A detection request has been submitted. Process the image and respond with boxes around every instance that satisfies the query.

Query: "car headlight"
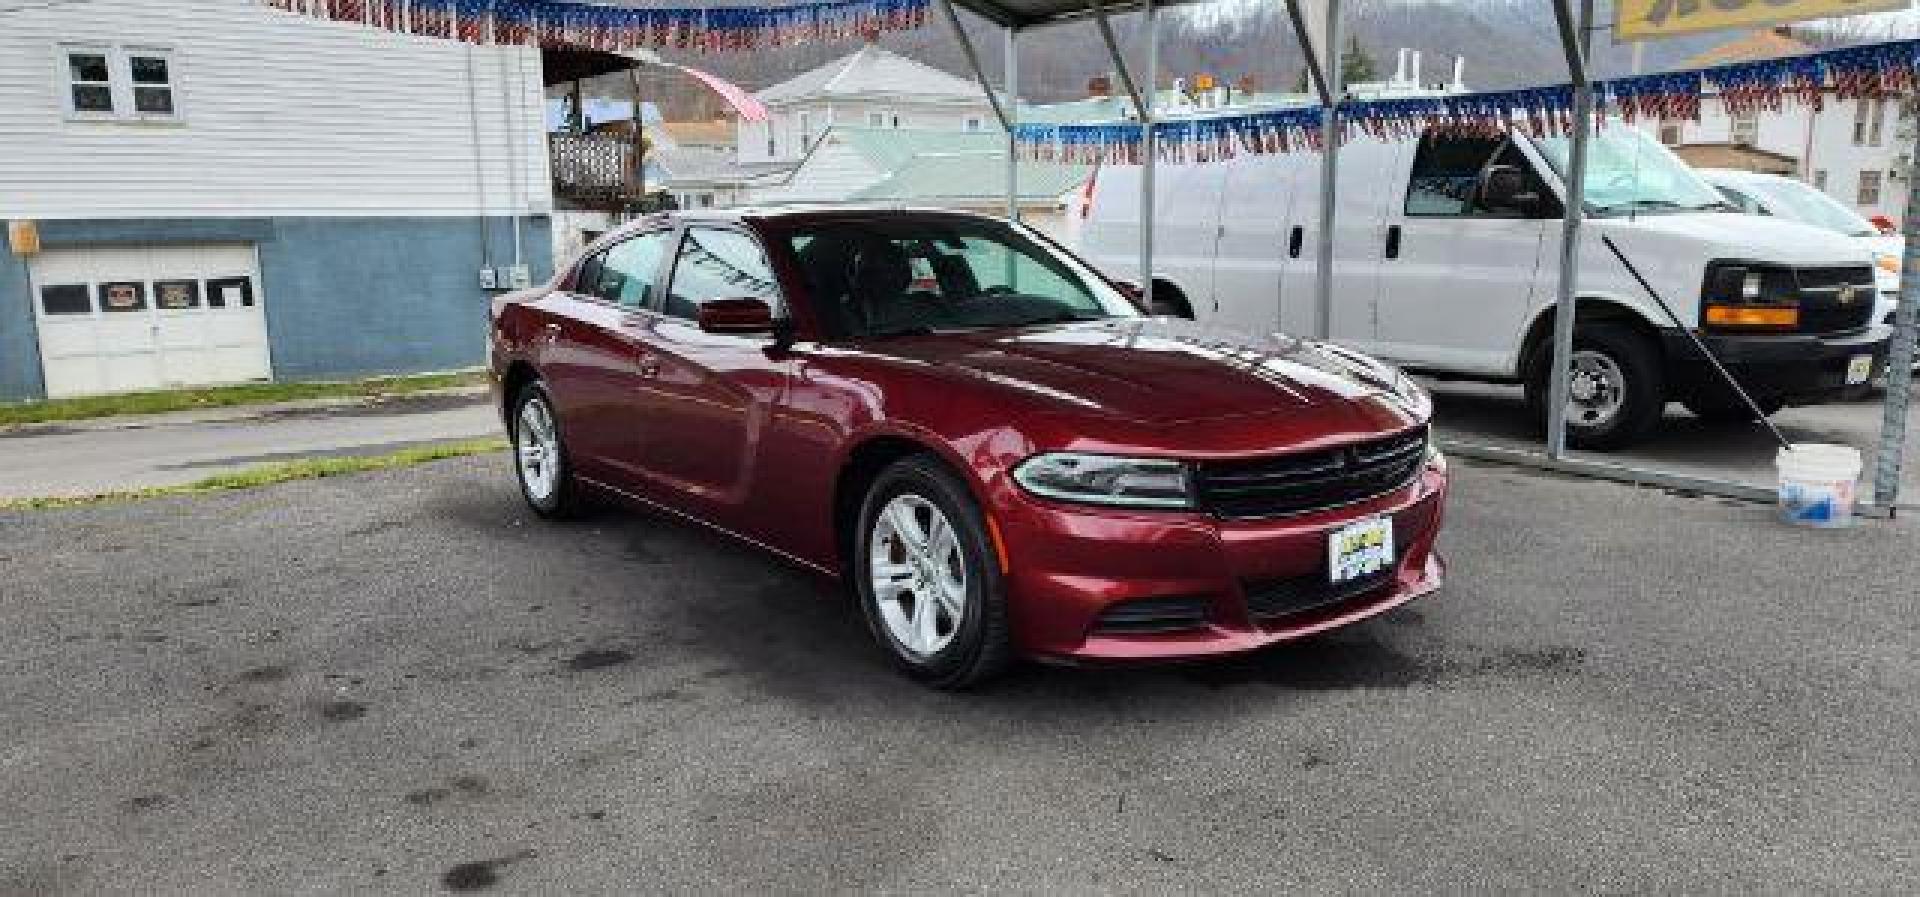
[1012,453,1192,509]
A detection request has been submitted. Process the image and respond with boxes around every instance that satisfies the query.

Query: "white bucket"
[1775,443,1862,528]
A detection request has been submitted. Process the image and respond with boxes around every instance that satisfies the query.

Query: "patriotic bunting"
[1015,37,1920,165]
[263,0,930,52]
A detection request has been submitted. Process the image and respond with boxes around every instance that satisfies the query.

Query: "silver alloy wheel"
[516,395,560,502]
[869,493,967,658]
[1564,349,1627,428]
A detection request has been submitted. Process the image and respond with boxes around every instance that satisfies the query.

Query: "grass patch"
[0,370,488,427]
[2,438,508,510]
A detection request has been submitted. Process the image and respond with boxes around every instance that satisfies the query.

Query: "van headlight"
[1012,453,1192,509]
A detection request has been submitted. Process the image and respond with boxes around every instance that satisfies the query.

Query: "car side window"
[1405,134,1550,217]
[663,228,780,321]
[588,231,672,308]
[573,251,605,296]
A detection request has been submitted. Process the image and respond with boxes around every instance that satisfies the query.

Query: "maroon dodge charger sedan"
[490,207,1447,688]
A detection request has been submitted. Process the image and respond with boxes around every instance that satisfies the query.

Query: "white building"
[1655,30,1913,225]
[736,43,998,168]
[0,0,550,401]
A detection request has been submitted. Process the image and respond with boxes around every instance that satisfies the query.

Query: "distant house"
[737,43,1000,168]
[0,0,551,402]
[1653,29,1913,224]
[750,127,1089,238]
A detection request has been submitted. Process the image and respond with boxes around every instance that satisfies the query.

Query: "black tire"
[1524,322,1666,451]
[509,380,587,519]
[852,456,1012,690]
[1683,394,1785,423]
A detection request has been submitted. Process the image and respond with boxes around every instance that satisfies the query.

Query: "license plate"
[1328,517,1394,584]
[1846,354,1875,385]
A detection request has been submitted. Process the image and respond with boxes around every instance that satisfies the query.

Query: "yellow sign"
[7,220,39,256]
[1617,0,1908,41]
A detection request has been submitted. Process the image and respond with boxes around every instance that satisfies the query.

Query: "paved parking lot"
[3,454,1916,893]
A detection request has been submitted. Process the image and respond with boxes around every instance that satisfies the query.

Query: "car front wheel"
[1526,323,1665,450]
[511,380,585,518]
[854,457,1011,689]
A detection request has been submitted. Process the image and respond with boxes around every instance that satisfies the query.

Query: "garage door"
[29,244,273,398]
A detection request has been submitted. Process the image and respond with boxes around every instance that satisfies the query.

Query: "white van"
[1079,125,1893,448]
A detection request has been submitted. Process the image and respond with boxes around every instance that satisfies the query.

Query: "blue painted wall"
[0,248,46,402]
[0,215,553,401]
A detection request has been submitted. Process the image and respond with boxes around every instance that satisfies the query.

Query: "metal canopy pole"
[1313,0,1342,340]
[1545,0,1593,459]
[1006,26,1020,221]
[1140,0,1157,310]
[935,0,1012,133]
[1874,133,1920,508]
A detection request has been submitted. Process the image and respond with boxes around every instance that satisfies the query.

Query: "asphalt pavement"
[3,454,1915,893]
[0,391,500,500]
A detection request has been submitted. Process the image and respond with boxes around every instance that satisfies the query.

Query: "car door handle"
[1385,225,1402,260]
[1288,225,1304,259]
[541,322,563,343]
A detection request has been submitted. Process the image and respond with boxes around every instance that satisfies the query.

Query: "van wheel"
[1147,283,1194,319]
[1525,323,1665,450]
[1684,395,1785,423]
[853,456,1012,690]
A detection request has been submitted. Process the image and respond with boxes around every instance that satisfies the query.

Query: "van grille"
[1191,426,1428,519]
[1794,266,1876,334]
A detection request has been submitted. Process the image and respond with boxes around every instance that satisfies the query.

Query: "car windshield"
[1532,127,1730,215]
[1745,177,1878,237]
[786,217,1138,339]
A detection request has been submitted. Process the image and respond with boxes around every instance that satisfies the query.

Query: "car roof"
[596,205,1014,247]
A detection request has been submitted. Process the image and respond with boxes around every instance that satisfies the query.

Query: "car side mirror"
[697,297,777,334]
[1479,164,1541,215]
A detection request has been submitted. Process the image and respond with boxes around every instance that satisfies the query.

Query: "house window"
[867,111,886,127]
[1813,169,1829,191]
[59,45,179,121]
[128,52,175,115]
[965,116,984,132]
[890,112,902,128]
[1859,170,1883,206]
[1869,98,1888,146]
[765,122,776,158]
[65,49,113,114]
[1854,100,1872,145]
[1730,111,1758,147]
[1657,122,1681,145]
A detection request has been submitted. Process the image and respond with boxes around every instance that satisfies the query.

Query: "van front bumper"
[989,453,1448,664]
[1661,325,1891,405]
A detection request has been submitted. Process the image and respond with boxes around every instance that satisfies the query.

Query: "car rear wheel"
[1525,323,1665,450]
[855,457,1011,689]
[511,381,585,519]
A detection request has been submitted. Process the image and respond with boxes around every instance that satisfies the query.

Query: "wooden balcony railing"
[550,133,644,208]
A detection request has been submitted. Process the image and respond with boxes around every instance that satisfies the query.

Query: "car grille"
[1092,597,1211,634]
[1191,426,1428,519]
[1794,266,1876,334]
[1243,569,1395,621]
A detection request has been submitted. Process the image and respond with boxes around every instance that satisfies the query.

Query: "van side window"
[1405,134,1548,217]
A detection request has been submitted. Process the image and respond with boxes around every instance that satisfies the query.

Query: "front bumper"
[1660,325,1891,405]
[990,454,1448,663]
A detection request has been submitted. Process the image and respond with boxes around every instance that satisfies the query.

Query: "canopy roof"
[949,0,1212,30]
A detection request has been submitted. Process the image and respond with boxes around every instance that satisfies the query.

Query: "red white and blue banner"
[1015,38,1920,164]
[263,0,930,52]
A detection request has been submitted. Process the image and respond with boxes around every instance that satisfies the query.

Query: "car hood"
[1593,211,1872,266]
[841,318,1415,425]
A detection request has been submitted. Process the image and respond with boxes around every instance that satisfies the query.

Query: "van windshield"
[1532,127,1731,216]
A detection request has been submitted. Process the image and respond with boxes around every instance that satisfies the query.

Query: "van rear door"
[1210,153,1296,333]
[1373,132,1549,374]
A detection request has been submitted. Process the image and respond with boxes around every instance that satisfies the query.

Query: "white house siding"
[739,100,993,166]
[748,141,887,204]
[1658,94,1912,224]
[0,0,556,400]
[0,0,548,220]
